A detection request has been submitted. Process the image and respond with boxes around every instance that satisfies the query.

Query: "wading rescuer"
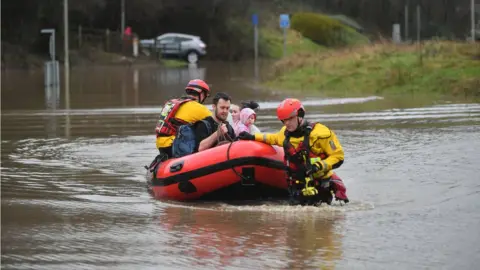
[155,79,212,158]
[238,98,349,205]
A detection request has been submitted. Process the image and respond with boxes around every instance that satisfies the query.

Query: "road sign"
[253,14,259,80]
[279,14,290,29]
[252,14,258,26]
[41,28,55,34]
[40,28,56,61]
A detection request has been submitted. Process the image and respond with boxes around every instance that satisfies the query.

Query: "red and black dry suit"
[155,96,212,157]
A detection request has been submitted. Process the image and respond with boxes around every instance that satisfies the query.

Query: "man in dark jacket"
[195,92,236,152]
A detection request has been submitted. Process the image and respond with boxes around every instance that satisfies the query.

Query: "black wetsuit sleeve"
[194,121,210,152]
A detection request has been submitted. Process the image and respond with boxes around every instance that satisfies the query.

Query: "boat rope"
[226,140,252,182]
[219,128,252,182]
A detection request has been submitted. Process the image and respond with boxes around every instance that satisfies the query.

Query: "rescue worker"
[155,79,212,159]
[238,98,349,205]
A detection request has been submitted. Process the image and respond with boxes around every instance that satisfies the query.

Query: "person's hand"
[238,131,255,140]
[306,162,323,176]
[219,123,228,134]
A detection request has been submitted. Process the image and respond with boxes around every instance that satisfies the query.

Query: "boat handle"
[170,160,184,173]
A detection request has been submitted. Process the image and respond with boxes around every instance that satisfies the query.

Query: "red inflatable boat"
[147,141,290,201]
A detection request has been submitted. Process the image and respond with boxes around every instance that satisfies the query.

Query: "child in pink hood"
[235,108,257,136]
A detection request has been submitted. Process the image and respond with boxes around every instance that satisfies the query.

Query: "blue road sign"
[252,14,258,26]
[279,14,290,29]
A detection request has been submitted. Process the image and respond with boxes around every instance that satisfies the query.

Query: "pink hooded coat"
[234,108,256,136]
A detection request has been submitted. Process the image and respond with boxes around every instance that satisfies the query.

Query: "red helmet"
[185,79,210,97]
[276,98,305,121]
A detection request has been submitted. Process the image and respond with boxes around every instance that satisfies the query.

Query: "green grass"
[260,28,326,59]
[263,41,480,98]
[161,59,188,68]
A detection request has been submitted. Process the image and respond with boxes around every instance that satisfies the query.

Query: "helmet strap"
[199,92,206,104]
[186,89,202,103]
[294,117,305,132]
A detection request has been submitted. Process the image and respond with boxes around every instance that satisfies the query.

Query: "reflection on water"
[157,206,344,269]
[1,62,259,111]
[146,64,206,99]
[3,63,211,139]
[44,84,61,138]
[151,63,206,86]
[44,85,60,110]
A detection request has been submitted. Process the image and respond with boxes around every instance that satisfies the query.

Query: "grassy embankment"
[264,39,480,98]
[259,28,325,58]
[161,59,191,68]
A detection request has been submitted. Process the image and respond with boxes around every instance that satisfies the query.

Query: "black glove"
[238,131,255,141]
[305,163,321,176]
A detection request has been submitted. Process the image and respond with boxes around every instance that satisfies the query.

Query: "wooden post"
[471,0,476,42]
[105,29,110,52]
[417,5,423,66]
[153,38,157,60]
[78,25,82,48]
[121,0,125,38]
[133,36,138,58]
[404,2,409,42]
[64,0,70,113]
[416,5,421,43]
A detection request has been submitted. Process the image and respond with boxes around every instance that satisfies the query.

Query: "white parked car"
[140,33,207,63]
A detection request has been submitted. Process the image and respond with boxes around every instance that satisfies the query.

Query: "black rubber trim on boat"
[151,157,287,186]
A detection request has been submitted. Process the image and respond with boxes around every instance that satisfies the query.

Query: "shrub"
[291,12,368,47]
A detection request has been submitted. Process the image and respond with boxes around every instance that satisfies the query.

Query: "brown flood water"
[1,62,480,270]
